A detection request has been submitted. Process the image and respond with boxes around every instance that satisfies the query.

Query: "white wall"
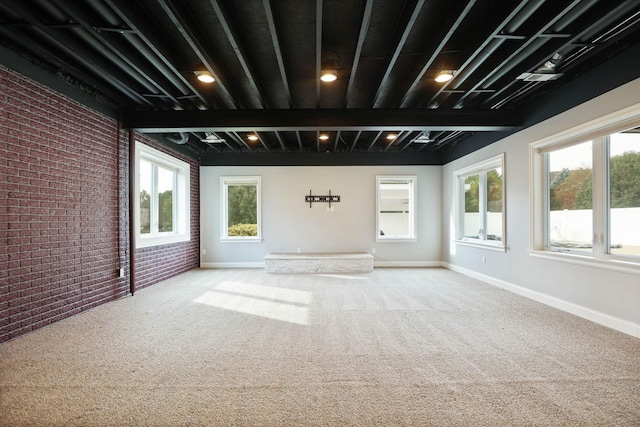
[442,77,640,336]
[201,165,441,267]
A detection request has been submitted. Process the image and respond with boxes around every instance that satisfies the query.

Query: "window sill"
[220,238,263,243]
[376,237,418,243]
[454,239,506,252]
[529,250,640,276]
[137,233,190,248]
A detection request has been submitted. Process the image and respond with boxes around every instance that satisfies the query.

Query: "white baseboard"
[203,261,440,269]
[200,262,264,269]
[443,262,640,339]
[374,261,441,268]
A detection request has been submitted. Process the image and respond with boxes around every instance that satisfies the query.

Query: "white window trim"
[220,176,262,243]
[453,153,506,250]
[134,142,190,248]
[376,175,417,242]
[529,103,640,275]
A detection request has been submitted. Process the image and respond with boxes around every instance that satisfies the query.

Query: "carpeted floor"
[1,268,639,426]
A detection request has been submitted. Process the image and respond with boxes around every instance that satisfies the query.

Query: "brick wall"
[0,66,200,343]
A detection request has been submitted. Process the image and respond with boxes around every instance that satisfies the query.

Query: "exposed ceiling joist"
[399,0,478,108]
[207,0,266,107]
[2,0,638,161]
[344,0,373,108]
[154,0,238,108]
[262,0,293,107]
[371,0,425,108]
[102,0,208,106]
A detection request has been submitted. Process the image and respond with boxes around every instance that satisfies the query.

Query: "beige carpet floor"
[1,268,639,426]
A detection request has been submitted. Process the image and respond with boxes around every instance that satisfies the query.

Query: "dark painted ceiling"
[1,0,640,164]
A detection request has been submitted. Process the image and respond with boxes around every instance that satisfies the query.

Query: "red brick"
[1,66,199,343]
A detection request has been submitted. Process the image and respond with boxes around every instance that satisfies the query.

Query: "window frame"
[529,105,640,274]
[454,153,506,251]
[375,175,417,242]
[134,142,190,248]
[220,176,262,242]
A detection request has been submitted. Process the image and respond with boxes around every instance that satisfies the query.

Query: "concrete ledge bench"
[264,252,374,274]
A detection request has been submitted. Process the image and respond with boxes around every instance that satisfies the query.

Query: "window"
[531,112,640,270]
[135,143,190,248]
[547,141,593,251]
[454,154,505,249]
[538,129,640,258]
[221,176,262,241]
[376,176,416,241]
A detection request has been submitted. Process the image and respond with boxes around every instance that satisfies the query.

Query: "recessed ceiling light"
[320,71,337,82]
[247,134,259,141]
[435,70,454,83]
[320,60,338,82]
[386,134,398,140]
[319,134,330,141]
[194,71,215,83]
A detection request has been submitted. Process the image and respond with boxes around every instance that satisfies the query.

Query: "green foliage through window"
[158,190,173,232]
[227,185,257,225]
[140,189,150,234]
[550,151,640,211]
[610,151,640,208]
[549,168,592,210]
[464,175,479,213]
[228,223,258,236]
[222,178,260,239]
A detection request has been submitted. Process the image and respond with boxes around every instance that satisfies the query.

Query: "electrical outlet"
[297,248,301,253]
[482,256,486,264]
[372,248,376,254]
[118,268,124,277]
[202,248,207,255]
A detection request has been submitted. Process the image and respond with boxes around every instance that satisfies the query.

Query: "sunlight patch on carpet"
[215,281,312,304]
[194,281,311,325]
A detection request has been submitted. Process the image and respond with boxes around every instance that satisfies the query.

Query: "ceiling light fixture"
[194,71,215,83]
[411,131,434,143]
[516,72,563,82]
[247,134,259,141]
[200,132,225,143]
[435,70,455,83]
[318,134,330,141]
[320,60,338,82]
[386,134,398,140]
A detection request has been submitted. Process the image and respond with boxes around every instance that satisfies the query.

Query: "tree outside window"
[157,166,174,232]
[547,141,593,249]
[221,177,261,241]
[227,184,257,237]
[609,132,640,256]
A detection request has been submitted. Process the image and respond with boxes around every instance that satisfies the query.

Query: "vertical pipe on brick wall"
[128,130,136,295]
